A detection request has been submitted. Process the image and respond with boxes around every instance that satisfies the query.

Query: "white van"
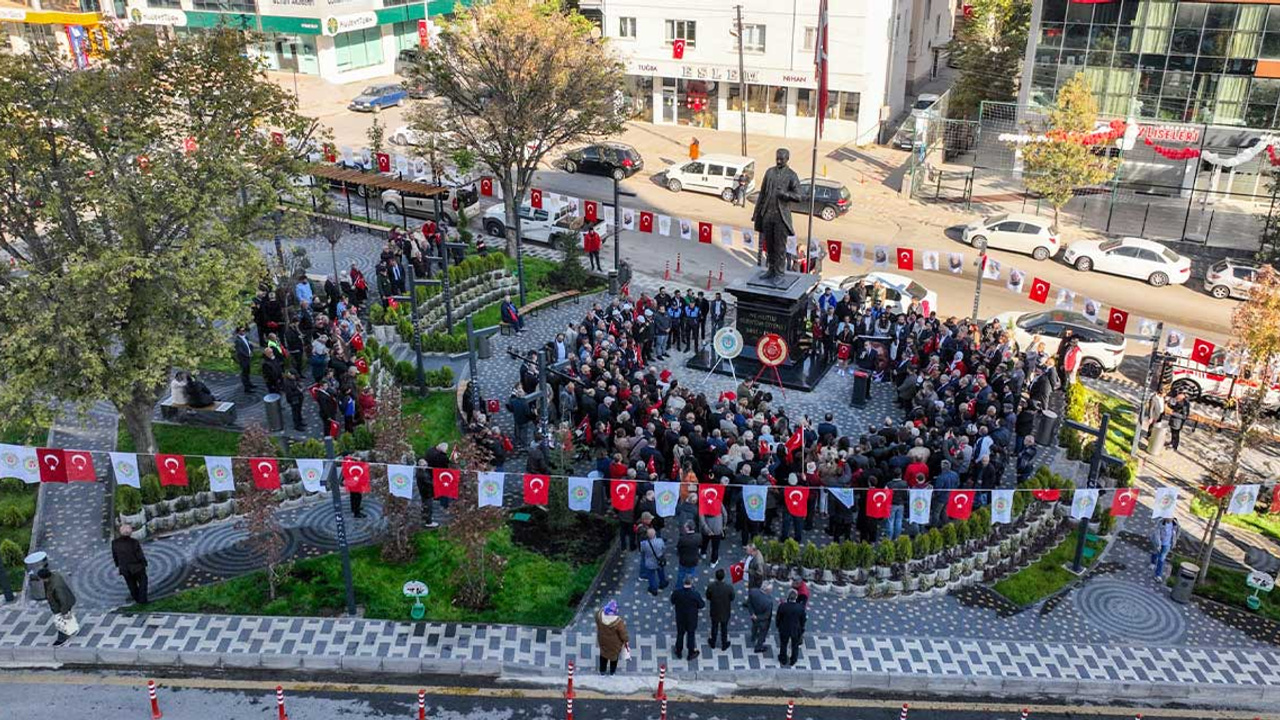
[663,154,756,202]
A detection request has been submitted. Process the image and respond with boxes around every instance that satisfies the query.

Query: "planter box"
[832,582,850,597]
[850,583,869,598]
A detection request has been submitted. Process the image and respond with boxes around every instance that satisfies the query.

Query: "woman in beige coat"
[594,600,629,675]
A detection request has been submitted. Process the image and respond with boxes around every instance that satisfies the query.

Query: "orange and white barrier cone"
[147,680,163,720]
[418,689,426,720]
[276,685,288,720]
[565,660,576,699]
[654,663,667,700]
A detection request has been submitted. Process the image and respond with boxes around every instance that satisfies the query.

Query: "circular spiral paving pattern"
[70,540,191,609]
[295,495,386,550]
[190,523,300,577]
[1074,579,1188,645]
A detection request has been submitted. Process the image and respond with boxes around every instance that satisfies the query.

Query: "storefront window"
[746,84,784,114]
[191,0,256,12]
[392,20,420,52]
[334,27,384,72]
[622,75,652,120]
[838,91,860,121]
[678,79,716,127]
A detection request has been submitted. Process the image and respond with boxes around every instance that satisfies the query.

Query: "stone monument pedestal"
[687,270,830,391]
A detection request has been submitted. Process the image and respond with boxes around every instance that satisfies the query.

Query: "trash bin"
[24,551,47,602]
[1147,421,1168,456]
[608,270,619,295]
[850,370,871,407]
[263,393,284,432]
[1171,562,1199,603]
[477,333,493,360]
[1034,409,1059,447]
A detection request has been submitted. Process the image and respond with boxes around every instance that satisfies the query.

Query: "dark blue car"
[348,83,408,112]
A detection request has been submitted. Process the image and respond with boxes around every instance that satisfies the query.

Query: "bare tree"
[447,437,506,610]
[235,425,289,599]
[371,384,419,563]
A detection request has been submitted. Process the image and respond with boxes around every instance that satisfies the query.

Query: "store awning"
[0,1,102,24]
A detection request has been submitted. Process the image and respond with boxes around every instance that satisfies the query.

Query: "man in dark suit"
[775,589,806,667]
[709,292,727,332]
[261,346,284,394]
[670,576,705,660]
[111,524,148,604]
[233,326,255,393]
[704,567,735,652]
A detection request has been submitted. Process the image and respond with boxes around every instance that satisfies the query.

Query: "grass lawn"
[505,255,558,290]
[403,392,461,457]
[197,352,244,375]
[1169,553,1280,623]
[992,534,1106,606]
[0,480,37,591]
[137,527,597,626]
[118,422,252,457]
[1190,494,1280,545]
[1081,386,1135,457]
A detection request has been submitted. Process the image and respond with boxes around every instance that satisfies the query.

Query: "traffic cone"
[147,680,163,720]
[566,697,574,720]
[565,660,576,699]
[664,261,670,281]
[418,689,426,720]
[1020,709,1029,720]
[706,271,713,290]
[899,703,909,720]
[676,253,682,274]
[718,263,724,283]
[654,664,667,700]
[660,699,668,720]
[785,699,794,720]
[276,685,288,720]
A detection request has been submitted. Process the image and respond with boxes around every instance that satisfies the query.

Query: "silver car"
[1204,258,1261,300]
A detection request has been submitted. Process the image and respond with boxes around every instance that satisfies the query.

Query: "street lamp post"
[612,175,637,274]
[970,246,987,321]
[1063,413,1126,573]
[323,436,358,617]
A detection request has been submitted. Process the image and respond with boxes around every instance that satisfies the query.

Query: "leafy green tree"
[946,0,1031,120]
[404,0,626,256]
[0,29,321,452]
[367,116,386,158]
[1018,73,1119,230]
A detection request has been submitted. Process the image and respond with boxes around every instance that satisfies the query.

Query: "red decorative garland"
[1144,137,1201,161]
[1268,144,1280,167]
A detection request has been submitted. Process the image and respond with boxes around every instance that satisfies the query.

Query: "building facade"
[905,0,958,94]
[0,0,109,67]
[586,0,914,145]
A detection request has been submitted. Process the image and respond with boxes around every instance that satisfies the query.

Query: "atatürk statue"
[751,148,802,280]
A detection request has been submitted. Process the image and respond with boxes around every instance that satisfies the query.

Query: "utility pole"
[323,437,358,617]
[734,5,748,157]
[1063,413,1125,573]
[971,246,987,321]
[1132,320,1164,455]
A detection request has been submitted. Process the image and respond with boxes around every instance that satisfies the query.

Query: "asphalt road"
[0,672,1256,720]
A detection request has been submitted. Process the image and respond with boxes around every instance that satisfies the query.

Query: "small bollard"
[1020,709,1029,720]
[418,689,426,720]
[276,685,288,720]
[664,261,670,280]
[566,697,574,720]
[676,253,682,274]
[899,702,909,720]
[654,663,667,700]
[660,698,668,720]
[785,699,794,720]
[565,660,575,699]
[147,680,163,720]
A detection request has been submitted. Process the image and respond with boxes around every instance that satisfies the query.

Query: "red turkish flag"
[698,484,725,515]
[947,489,975,520]
[182,136,198,155]
[64,450,95,482]
[433,467,460,499]
[375,152,391,173]
[584,200,598,223]
[1107,307,1129,333]
[1033,488,1061,502]
[323,143,337,163]
[729,561,745,583]
[1204,485,1233,500]
[896,247,914,271]
[784,486,810,517]
[36,448,67,483]
[1191,338,1216,365]
[530,188,543,209]
[156,454,188,487]
[639,211,654,233]
[1110,488,1138,517]
[523,473,550,505]
[866,488,892,518]
[270,131,284,147]
[343,459,371,493]
[137,155,151,174]
[1271,485,1280,514]
[355,357,370,374]
[672,39,686,60]
[1028,277,1050,304]
[480,177,493,196]
[610,480,636,511]
[251,458,281,490]
[698,222,713,244]
[826,239,842,263]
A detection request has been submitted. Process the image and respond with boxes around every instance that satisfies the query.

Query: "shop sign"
[322,10,375,35]
[0,7,27,20]
[1138,125,1200,143]
[127,6,187,26]
[626,58,842,88]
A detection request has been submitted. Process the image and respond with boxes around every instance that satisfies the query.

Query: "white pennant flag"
[1006,268,1025,293]
[1055,288,1075,309]
[1229,484,1260,515]
[872,245,890,268]
[386,464,415,500]
[296,458,328,493]
[0,444,38,484]
[395,154,410,175]
[108,452,141,489]
[1082,298,1101,324]
[658,215,672,237]
[720,226,733,246]
[983,257,1001,281]
[923,250,939,271]
[622,207,636,231]
[1070,488,1100,520]
[654,481,680,517]
[849,243,866,265]
[477,471,505,508]
[947,251,963,274]
[678,219,692,240]
[205,456,235,493]
[568,476,594,512]
[991,488,1014,524]
[908,488,931,525]
[1151,486,1179,518]
[741,227,755,247]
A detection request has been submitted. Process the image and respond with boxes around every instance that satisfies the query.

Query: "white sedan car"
[389,126,422,146]
[992,309,1127,375]
[815,271,940,317]
[1061,236,1191,287]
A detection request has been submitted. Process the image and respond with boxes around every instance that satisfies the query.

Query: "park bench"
[499,290,581,336]
[159,397,238,427]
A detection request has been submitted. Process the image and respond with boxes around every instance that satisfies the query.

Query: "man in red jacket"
[583,227,603,271]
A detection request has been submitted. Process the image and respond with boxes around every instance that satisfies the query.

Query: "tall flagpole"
[804,0,827,274]
[804,107,819,274]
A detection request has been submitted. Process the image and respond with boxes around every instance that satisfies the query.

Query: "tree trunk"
[501,169,518,257]
[121,383,160,454]
[1196,503,1225,585]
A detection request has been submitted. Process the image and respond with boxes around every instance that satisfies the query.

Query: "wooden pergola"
[305,164,447,197]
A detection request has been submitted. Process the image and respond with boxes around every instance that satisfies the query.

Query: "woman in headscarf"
[594,600,629,675]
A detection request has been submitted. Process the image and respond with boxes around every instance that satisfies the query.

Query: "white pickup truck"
[482,199,606,247]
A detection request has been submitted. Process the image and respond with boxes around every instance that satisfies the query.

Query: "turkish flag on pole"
[866,488,892,518]
[433,468,460,499]
[523,473,550,505]
[947,489,976,520]
[637,211,653,233]
[1029,277,1051,304]
[156,454,188,487]
[698,484,725,515]
[251,458,281,490]
[611,480,636,511]
[36,448,67,483]
[530,188,543,209]
[584,200,598,223]
[729,561,745,583]
[1110,488,1138,517]
[698,222,713,244]
[64,450,95,482]
[480,177,493,196]
[343,459,371,493]
[1204,485,1233,500]
[1191,338,1216,365]
[784,427,804,462]
[375,152,391,173]
[1033,488,1061,502]
[784,486,810,517]
[896,247,914,271]
[672,39,686,60]
[815,0,830,138]
[826,239,842,263]
[270,131,285,147]
[1107,307,1129,333]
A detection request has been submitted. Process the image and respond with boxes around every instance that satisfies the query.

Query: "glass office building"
[1025,0,1280,128]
